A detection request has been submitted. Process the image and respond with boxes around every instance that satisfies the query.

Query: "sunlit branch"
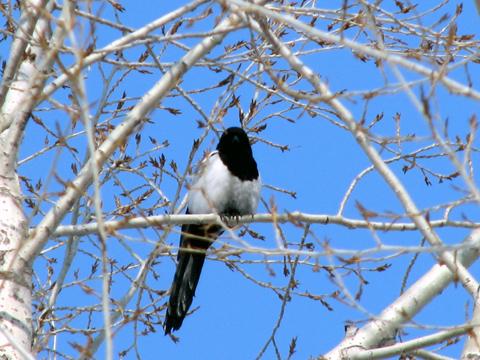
[229,0,479,297]
[324,229,480,359]
[0,0,49,110]
[41,0,211,101]
[24,1,256,267]
[351,325,472,360]
[48,213,480,237]
[223,0,480,100]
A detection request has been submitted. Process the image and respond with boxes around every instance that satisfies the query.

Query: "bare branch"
[49,213,480,238]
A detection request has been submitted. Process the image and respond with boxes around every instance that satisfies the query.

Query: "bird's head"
[216,127,258,181]
[217,127,252,155]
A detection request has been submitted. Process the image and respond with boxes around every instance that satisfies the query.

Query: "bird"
[164,127,261,335]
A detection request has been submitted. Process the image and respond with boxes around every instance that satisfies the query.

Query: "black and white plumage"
[164,127,261,335]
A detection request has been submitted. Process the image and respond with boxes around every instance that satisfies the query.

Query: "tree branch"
[351,325,472,360]
[223,0,480,100]
[48,213,480,238]
[23,1,260,267]
[324,229,480,359]
[0,0,49,111]
[228,0,480,297]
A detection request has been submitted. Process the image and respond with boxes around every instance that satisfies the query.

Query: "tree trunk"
[0,0,52,356]
[0,141,31,358]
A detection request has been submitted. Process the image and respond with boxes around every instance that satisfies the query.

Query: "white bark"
[324,229,480,359]
[0,159,31,359]
[461,303,480,359]
[0,0,49,112]
[0,1,56,358]
[48,213,480,237]
[352,326,472,360]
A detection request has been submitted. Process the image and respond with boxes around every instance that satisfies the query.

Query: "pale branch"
[337,142,454,216]
[230,0,479,297]
[337,164,374,216]
[40,0,210,101]
[324,229,480,359]
[371,16,480,358]
[224,0,480,100]
[0,0,66,135]
[256,225,309,359]
[350,325,472,360]
[23,0,269,267]
[461,306,480,359]
[66,7,114,359]
[0,0,49,111]
[78,223,172,358]
[384,50,480,207]
[46,213,480,238]
[412,350,455,360]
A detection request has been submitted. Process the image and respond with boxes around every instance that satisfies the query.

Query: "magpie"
[164,127,261,335]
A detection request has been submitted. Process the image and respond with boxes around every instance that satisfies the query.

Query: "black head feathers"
[216,127,259,181]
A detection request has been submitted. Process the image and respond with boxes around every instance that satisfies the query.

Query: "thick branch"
[224,0,480,100]
[232,0,479,297]
[351,325,472,360]
[324,229,480,359]
[0,0,49,110]
[40,0,210,101]
[461,306,480,359]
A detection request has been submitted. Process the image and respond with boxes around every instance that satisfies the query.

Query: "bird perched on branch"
[164,127,261,335]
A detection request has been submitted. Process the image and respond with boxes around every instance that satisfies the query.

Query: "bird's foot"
[220,214,241,228]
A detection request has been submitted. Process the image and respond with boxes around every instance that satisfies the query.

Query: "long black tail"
[164,221,220,334]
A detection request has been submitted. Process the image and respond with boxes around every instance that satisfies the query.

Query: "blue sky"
[9,0,480,359]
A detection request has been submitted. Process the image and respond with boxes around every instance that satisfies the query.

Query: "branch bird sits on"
[164,127,261,335]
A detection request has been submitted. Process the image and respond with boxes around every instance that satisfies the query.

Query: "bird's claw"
[220,214,241,228]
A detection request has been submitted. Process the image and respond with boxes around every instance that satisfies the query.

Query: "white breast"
[187,153,261,215]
